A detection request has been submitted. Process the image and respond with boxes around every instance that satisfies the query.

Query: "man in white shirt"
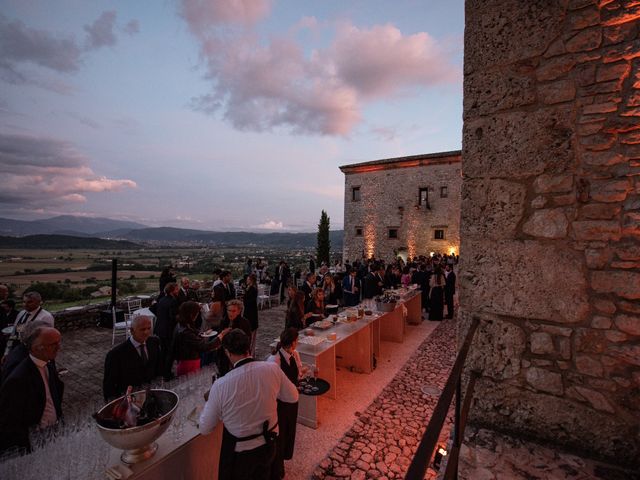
[199,329,298,480]
[0,326,63,453]
[2,291,54,360]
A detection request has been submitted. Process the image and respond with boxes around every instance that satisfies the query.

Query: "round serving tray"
[298,378,330,396]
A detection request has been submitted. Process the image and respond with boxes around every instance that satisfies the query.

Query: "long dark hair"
[178,301,200,327]
[275,327,299,353]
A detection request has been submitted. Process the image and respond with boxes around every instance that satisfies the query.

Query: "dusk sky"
[0,0,464,232]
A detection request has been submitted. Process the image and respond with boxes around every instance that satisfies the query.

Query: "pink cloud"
[330,23,458,97]
[0,133,136,207]
[180,0,271,37]
[182,7,460,136]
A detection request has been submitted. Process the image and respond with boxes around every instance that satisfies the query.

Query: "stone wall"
[341,153,462,262]
[461,0,640,467]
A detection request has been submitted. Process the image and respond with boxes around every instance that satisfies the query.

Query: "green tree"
[316,210,331,266]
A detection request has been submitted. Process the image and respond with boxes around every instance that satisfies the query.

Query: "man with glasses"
[0,326,63,453]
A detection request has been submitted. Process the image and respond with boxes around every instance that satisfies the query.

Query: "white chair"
[257,285,270,310]
[112,310,131,345]
[269,288,280,308]
[126,298,142,314]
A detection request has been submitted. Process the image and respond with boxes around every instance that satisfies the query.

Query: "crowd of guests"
[0,252,457,478]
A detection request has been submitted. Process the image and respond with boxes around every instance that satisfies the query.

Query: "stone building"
[339,151,461,262]
[462,0,640,468]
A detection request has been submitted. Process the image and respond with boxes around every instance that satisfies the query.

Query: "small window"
[388,228,398,239]
[352,186,361,202]
[440,186,448,198]
[355,227,363,237]
[434,229,445,240]
[418,187,429,206]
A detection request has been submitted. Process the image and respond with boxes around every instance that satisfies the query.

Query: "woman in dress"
[428,265,446,321]
[285,291,312,330]
[268,328,306,480]
[243,273,259,356]
[172,301,227,376]
[322,274,339,306]
[305,288,326,325]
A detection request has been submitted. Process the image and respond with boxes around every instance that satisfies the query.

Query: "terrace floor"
[54,305,636,479]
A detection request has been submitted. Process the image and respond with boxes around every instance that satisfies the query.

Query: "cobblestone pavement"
[458,427,640,480]
[57,303,288,412]
[311,318,458,480]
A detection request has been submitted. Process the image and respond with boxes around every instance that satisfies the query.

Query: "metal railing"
[405,317,481,480]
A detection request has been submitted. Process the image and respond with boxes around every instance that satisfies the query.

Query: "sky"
[0,0,464,232]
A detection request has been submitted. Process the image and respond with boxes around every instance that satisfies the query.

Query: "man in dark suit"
[0,326,63,453]
[213,271,236,306]
[154,282,179,378]
[300,272,316,304]
[277,261,291,303]
[444,264,456,319]
[103,315,162,401]
[364,264,384,299]
[342,269,360,307]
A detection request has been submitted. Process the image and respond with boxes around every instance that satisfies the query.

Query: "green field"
[0,246,323,312]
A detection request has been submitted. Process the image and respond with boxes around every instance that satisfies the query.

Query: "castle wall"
[461,0,640,467]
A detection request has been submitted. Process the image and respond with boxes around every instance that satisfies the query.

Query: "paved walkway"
[310,318,457,480]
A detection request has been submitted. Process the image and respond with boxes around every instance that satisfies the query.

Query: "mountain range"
[0,215,343,249]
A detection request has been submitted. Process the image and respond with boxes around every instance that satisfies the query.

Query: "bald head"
[31,327,61,362]
[130,315,153,344]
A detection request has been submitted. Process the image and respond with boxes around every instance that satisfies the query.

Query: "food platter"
[311,319,333,330]
[199,329,218,338]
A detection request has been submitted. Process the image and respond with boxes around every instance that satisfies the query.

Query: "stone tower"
[461,0,640,467]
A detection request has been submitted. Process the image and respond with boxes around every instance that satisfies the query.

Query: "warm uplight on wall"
[449,247,457,256]
[430,251,435,257]
[364,224,376,258]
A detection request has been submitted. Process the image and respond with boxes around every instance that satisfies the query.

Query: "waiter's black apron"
[276,350,299,460]
[219,358,278,480]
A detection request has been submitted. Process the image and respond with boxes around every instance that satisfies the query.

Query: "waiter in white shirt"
[199,329,299,480]
[2,291,54,361]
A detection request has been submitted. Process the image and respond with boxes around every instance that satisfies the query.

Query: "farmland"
[0,245,329,311]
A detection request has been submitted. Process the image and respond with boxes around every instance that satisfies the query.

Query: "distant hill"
[0,215,147,236]
[0,235,141,249]
[0,215,344,249]
[119,227,344,249]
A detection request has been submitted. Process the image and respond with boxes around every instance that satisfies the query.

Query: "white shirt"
[128,337,147,359]
[29,354,58,428]
[14,308,54,332]
[199,359,298,452]
[267,348,303,374]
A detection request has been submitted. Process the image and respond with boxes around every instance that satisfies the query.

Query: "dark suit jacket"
[0,357,63,452]
[445,271,456,296]
[103,336,162,401]
[364,272,383,299]
[242,285,258,330]
[342,275,360,307]
[154,295,178,341]
[300,282,313,303]
[0,343,28,385]
[212,282,236,304]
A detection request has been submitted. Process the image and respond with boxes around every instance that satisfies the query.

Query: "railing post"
[454,375,462,479]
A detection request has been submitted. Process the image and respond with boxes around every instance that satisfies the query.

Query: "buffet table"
[106,421,223,479]
[297,290,421,429]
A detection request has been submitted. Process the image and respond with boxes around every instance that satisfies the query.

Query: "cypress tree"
[316,210,331,266]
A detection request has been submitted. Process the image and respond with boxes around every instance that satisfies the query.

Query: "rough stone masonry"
[461,0,640,468]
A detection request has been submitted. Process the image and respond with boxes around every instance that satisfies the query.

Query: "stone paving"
[311,318,458,480]
[458,426,640,480]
